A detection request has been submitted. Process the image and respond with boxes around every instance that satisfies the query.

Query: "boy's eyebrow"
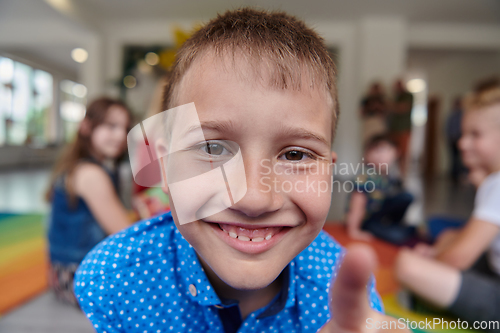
[185,120,235,136]
[279,125,330,147]
[184,121,329,146]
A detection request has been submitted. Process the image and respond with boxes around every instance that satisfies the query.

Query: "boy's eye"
[197,141,235,157]
[279,148,317,162]
[203,143,224,155]
[284,150,305,161]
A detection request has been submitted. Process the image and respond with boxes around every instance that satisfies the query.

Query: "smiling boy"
[75,8,407,333]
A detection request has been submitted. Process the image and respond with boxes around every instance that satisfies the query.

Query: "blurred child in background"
[345,134,416,245]
[45,97,133,305]
[396,84,500,329]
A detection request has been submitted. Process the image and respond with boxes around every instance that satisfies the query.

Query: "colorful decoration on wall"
[120,25,197,96]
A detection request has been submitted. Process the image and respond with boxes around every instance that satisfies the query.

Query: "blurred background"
[0,0,499,332]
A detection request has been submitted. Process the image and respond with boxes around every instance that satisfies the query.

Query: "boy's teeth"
[218,223,282,242]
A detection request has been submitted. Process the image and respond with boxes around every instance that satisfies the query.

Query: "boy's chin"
[215,263,285,291]
[222,273,279,291]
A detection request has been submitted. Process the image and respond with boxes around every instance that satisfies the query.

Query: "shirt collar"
[256,263,291,318]
[173,226,222,306]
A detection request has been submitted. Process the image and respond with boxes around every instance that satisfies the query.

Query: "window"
[0,56,53,146]
[60,79,87,142]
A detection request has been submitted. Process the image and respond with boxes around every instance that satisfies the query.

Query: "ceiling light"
[123,75,137,89]
[145,52,159,66]
[71,48,88,63]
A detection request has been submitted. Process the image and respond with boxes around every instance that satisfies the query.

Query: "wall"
[0,146,62,169]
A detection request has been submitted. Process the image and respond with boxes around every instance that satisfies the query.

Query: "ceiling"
[2,0,500,24]
[68,0,500,24]
[2,45,81,79]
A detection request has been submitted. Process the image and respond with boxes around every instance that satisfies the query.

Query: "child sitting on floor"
[396,84,500,330]
[46,97,133,305]
[345,135,416,245]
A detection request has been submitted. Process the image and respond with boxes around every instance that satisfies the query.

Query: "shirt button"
[189,284,197,297]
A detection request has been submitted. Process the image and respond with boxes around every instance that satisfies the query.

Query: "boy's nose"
[229,160,283,218]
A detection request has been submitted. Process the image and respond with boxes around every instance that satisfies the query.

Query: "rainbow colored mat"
[0,213,48,315]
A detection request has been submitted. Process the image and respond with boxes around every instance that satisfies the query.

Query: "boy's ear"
[155,139,169,194]
[160,159,169,195]
[79,119,91,137]
[160,163,169,194]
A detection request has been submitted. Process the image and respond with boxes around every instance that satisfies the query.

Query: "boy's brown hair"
[162,8,339,138]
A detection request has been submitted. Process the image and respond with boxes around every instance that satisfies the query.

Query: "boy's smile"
[203,219,295,255]
[164,52,337,292]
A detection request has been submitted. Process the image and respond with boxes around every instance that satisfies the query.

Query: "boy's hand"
[319,244,410,333]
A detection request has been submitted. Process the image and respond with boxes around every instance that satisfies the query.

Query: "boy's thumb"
[329,244,377,330]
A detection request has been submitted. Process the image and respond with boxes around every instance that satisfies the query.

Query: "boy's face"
[166,54,336,291]
[460,106,500,172]
[365,142,397,171]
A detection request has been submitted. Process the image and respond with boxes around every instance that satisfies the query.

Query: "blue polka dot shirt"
[74,211,383,333]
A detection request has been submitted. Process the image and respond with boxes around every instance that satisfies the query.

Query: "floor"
[0,168,95,332]
[0,293,94,333]
[0,167,475,333]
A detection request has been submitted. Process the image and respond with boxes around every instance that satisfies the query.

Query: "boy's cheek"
[289,181,332,232]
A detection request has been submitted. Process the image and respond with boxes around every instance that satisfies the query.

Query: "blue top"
[347,167,403,219]
[74,211,383,333]
[47,160,119,265]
